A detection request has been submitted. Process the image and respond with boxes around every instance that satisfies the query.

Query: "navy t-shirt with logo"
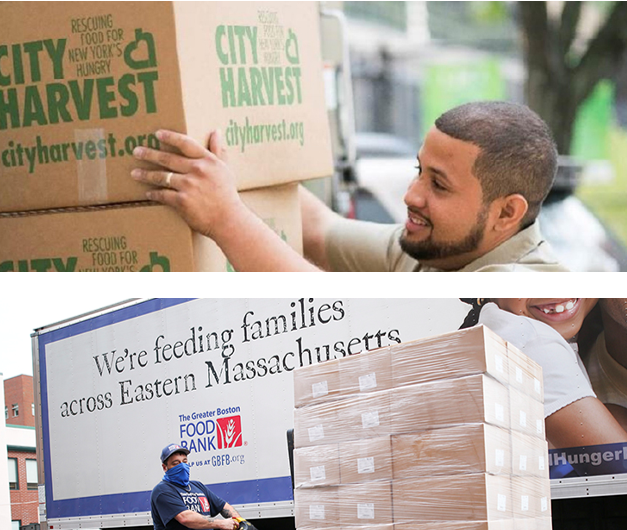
[151,479,227,529]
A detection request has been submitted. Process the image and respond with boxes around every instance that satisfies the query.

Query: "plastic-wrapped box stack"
[292,325,550,530]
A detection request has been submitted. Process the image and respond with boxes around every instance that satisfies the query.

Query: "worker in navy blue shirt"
[151,443,242,530]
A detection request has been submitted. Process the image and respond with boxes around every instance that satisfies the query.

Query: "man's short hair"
[435,101,558,227]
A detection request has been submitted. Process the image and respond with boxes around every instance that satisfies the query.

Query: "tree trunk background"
[518,2,627,155]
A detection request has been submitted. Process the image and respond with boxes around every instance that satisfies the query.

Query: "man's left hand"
[131,129,246,241]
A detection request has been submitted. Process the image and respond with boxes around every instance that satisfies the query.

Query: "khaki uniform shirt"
[326,220,569,272]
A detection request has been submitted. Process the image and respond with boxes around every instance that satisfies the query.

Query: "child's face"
[492,298,599,340]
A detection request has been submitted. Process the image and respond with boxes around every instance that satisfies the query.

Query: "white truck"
[32,298,472,530]
[32,298,627,530]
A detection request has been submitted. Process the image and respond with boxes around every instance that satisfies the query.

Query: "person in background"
[131,101,568,272]
[151,443,243,530]
[576,299,627,431]
[460,299,627,449]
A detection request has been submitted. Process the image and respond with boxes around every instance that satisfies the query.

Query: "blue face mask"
[163,462,190,487]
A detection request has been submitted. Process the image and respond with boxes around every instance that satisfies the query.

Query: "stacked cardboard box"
[293,326,551,530]
[0,2,332,271]
[0,184,302,271]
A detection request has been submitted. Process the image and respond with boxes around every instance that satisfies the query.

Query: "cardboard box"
[339,435,393,484]
[390,375,510,434]
[507,343,543,403]
[509,387,545,439]
[294,359,341,409]
[296,391,393,447]
[294,346,392,410]
[512,518,552,530]
[0,1,333,212]
[392,424,512,479]
[0,182,302,272]
[294,400,340,448]
[339,481,393,526]
[510,432,549,478]
[395,522,515,530]
[338,391,392,442]
[294,444,340,489]
[314,526,392,530]
[392,474,512,523]
[391,326,509,388]
[510,477,551,519]
[339,347,393,396]
[294,486,340,528]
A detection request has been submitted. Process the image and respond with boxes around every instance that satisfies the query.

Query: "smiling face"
[492,298,599,340]
[400,127,497,270]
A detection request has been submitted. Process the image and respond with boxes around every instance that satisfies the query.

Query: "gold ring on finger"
[164,172,174,189]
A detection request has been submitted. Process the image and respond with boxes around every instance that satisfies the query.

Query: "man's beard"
[399,207,489,263]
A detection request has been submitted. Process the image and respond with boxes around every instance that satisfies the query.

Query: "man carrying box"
[131,101,568,272]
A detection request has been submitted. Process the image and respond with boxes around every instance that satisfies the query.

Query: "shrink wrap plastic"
[293,326,550,529]
[293,327,543,410]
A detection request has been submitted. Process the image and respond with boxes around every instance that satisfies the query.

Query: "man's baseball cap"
[160,443,190,464]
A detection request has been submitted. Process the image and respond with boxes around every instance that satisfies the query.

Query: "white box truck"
[33,298,627,530]
[32,298,471,530]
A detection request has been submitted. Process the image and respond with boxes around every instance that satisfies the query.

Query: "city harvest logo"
[217,416,243,449]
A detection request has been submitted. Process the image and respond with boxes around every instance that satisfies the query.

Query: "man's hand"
[131,129,322,271]
[131,129,245,241]
[212,517,239,530]
[174,509,238,529]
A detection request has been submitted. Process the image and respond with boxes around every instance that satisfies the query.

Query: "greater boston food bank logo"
[216,416,243,449]
[179,408,243,452]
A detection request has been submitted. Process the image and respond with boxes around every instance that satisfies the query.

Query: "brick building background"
[5,376,35,428]
[4,375,38,530]
[7,445,38,529]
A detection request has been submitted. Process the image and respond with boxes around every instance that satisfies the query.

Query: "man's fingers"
[133,144,194,174]
[132,169,180,190]
[156,129,210,159]
[209,129,229,162]
[144,187,179,207]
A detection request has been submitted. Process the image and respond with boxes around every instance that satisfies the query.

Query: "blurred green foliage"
[470,2,510,24]
[577,127,627,246]
[427,1,518,53]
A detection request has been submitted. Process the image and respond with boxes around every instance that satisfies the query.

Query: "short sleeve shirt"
[478,303,595,417]
[325,220,569,272]
[151,480,226,530]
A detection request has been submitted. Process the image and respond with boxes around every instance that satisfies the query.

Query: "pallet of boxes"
[293,325,551,530]
[0,1,332,271]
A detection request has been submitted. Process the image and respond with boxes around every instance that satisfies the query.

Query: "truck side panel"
[34,298,470,526]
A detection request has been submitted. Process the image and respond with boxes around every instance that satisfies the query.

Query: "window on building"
[32,403,35,416]
[12,403,19,417]
[11,520,21,530]
[344,1,408,31]
[8,458,18,489]
[26,459,38,490]
[4,406,7,420]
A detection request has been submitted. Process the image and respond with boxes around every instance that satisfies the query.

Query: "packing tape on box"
[75,128,108,203]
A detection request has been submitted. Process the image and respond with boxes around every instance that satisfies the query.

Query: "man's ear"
[490,194,528,233]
